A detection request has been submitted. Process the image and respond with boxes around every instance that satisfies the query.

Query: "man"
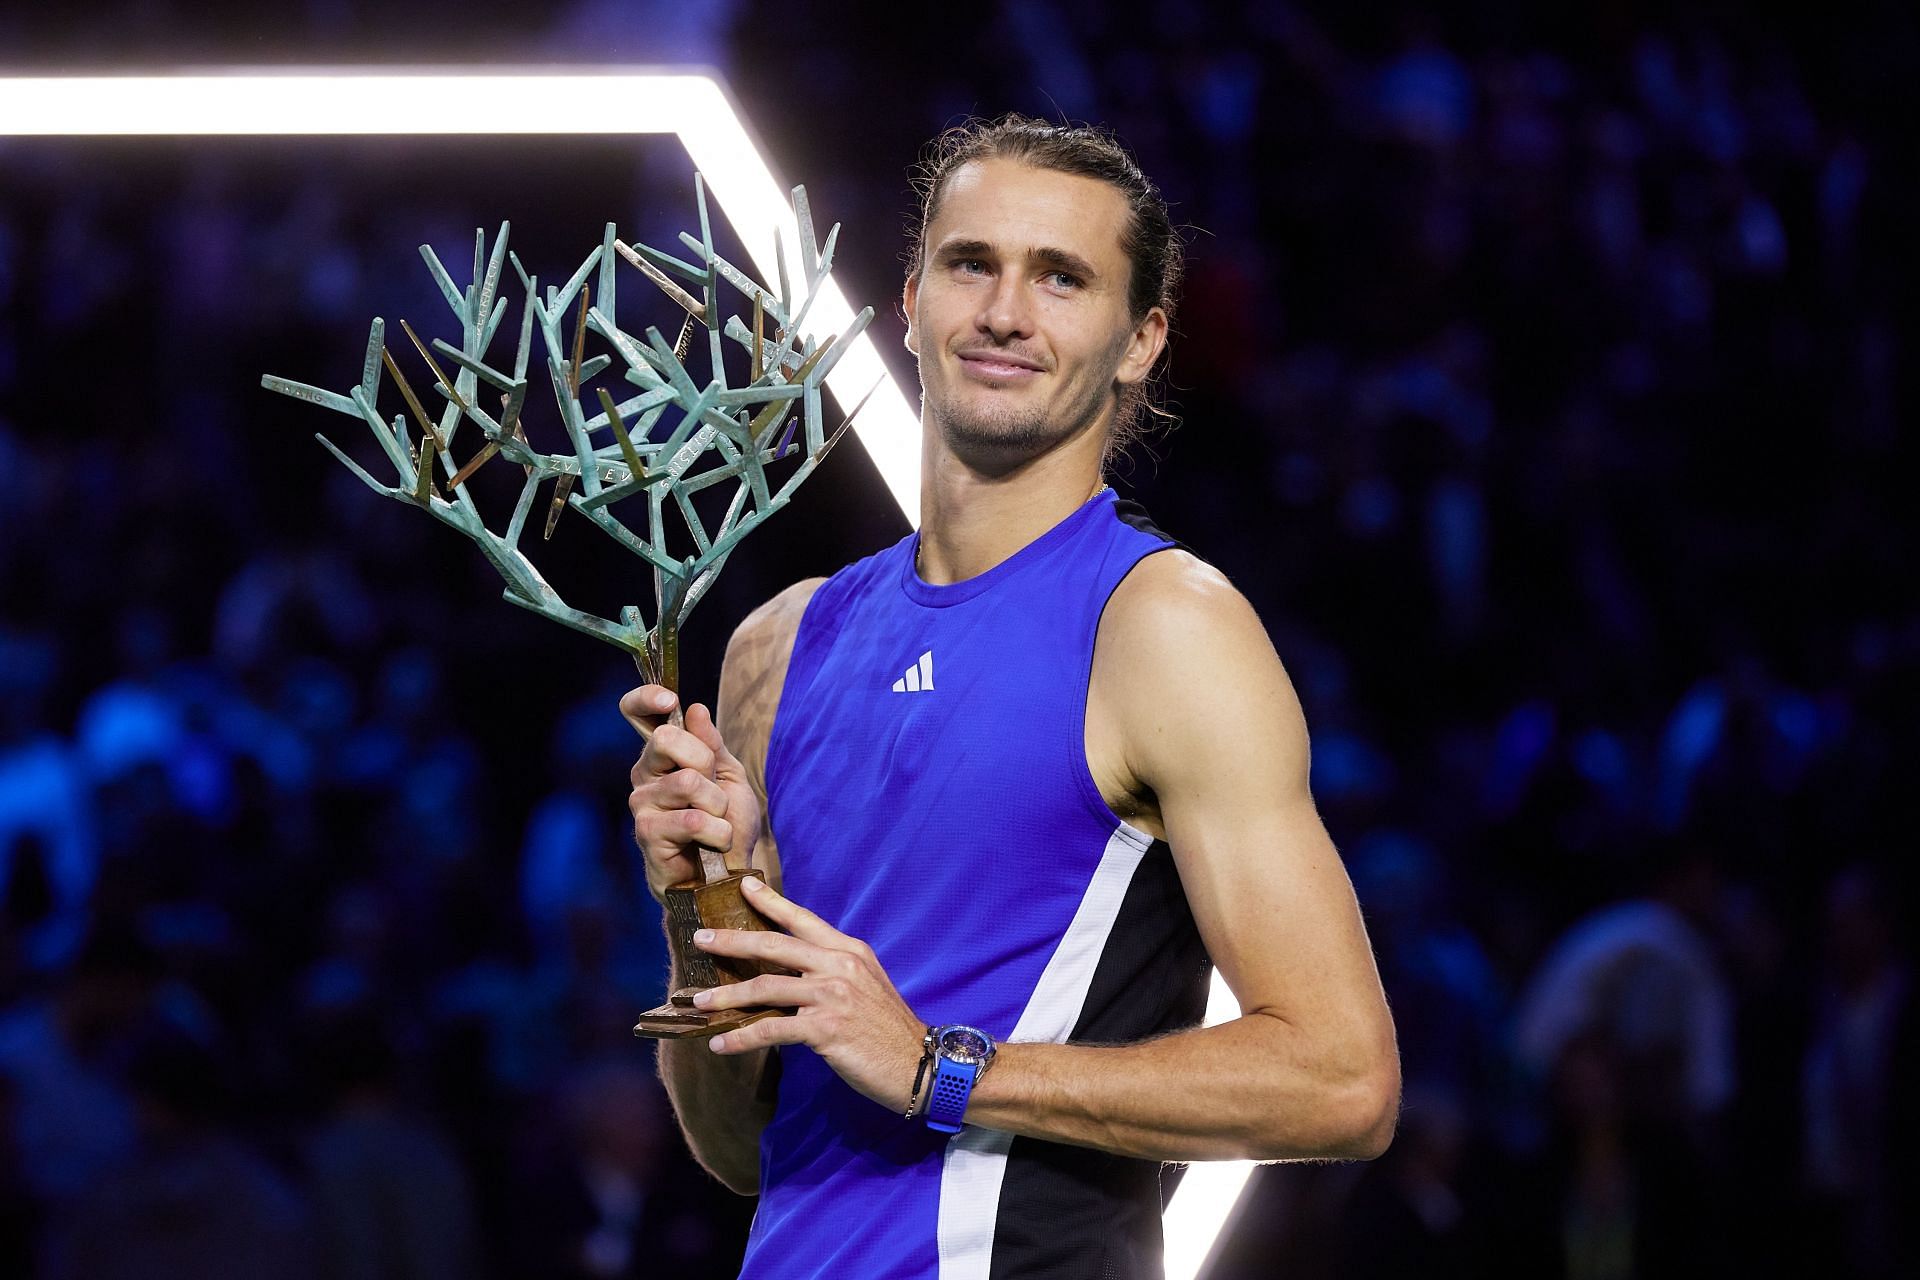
[624,115,1400,1279]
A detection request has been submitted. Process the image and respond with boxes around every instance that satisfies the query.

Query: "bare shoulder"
[1094,550,1309,799]
[728,577,828,666]
[719,578,828,785]
[1101,549,1271,665]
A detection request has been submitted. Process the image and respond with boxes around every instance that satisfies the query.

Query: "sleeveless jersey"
[753,487,1213,1280]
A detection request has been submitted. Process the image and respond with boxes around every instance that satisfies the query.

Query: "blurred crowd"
[2,3,1915,1278]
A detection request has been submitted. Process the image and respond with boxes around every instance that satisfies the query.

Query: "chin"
[924,367,1108,467]
[936,389,1047,442]
[933,408,1074,475]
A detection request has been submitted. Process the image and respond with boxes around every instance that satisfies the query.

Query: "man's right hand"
[621,685,764,903]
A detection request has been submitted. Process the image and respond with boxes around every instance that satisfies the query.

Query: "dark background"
[1,2,1915,1276]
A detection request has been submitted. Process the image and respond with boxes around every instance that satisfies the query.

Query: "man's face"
[904,158,1164,469]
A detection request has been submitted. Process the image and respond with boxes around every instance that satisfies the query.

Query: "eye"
[953,258,989,276]
[1046,270,1082,290]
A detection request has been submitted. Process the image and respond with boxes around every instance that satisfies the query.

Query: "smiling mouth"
[957,352,1045,380]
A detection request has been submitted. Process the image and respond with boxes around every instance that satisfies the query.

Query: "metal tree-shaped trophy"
[263,177,873,1040]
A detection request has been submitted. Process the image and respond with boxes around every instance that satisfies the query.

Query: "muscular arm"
[641,578,822,1193]
[963,553,1401,1162]
[692,556,1399,1163]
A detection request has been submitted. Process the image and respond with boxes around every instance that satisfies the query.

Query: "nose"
[975,271,1034,343]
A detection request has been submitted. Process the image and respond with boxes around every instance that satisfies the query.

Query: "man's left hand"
[695,877,927,1114]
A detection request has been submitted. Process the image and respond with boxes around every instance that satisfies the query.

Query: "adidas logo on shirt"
[891,650,934,693]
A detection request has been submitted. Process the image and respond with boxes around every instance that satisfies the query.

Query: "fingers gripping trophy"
[263,176,874,1040]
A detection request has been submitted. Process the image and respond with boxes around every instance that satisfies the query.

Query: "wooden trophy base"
[631,998,786,1040]
[633,866,794,1041]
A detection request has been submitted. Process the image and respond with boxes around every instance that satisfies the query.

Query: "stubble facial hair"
[928,331,1131,472]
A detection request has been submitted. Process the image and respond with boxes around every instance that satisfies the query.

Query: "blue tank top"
[754,487,1213,1280]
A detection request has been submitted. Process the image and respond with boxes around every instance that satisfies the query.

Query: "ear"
[1113,306,1169,388]
[901,271,921,356]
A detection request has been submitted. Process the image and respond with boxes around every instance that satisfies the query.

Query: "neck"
[914,426,1108,584]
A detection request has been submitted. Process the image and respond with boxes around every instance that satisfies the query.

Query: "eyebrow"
[934,238,1102,283]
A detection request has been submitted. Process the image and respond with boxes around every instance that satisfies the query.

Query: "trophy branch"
[263,177,877,1040]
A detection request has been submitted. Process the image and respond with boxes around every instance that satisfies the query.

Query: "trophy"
[262,176,873,1039]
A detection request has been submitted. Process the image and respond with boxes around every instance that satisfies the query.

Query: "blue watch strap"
[926,1054,981,1134]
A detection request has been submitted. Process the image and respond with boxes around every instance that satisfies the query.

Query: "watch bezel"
[934,1024,997,1070]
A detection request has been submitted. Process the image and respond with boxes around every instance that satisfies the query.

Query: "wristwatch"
[924,1024,997,1134]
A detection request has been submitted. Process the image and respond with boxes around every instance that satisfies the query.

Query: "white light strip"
[0,70,921,518]
[665,78,920,518]
[1162,972,1258,1280]
[1,68,1251,1270]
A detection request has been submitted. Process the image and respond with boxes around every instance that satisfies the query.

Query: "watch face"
[938,1026,993,1065]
